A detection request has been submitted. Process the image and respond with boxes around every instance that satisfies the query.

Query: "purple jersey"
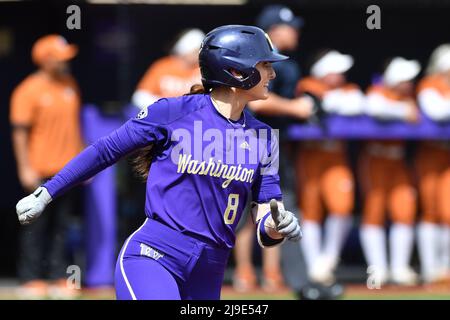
[44,94,282,249]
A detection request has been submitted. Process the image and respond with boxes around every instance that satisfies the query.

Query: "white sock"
[390,223,414,272]
[440,225,450,270]
[417,222,439,281]
[360,225,388,273]
[322,214,352,265]
[301,220,321,274]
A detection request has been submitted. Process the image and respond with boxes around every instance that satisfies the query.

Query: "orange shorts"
[415,142,450,225]
[295,142,354,222]
[359,153,417,226]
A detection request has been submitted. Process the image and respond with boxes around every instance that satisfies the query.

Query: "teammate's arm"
[248,92,313,119]
[322,88,365,116]
[365,92,418,122]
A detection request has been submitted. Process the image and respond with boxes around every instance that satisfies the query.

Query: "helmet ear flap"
[227,68,247,81]
[223,68,261,89]
[245,68,262,89]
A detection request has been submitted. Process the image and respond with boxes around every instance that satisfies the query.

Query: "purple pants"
[115,218,230,300]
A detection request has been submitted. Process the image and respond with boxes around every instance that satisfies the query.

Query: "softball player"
[416,44,450,283]
[15,25,302,300]
[294,49,364,285]
[360,57,420,286]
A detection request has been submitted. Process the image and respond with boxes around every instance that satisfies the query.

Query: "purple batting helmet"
[199,25,288,90]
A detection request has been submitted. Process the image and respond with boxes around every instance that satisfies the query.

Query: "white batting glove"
[16,186,52,225]
[269,199,302,241]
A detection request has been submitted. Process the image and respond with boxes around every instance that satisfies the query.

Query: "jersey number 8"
[224,193,239,225]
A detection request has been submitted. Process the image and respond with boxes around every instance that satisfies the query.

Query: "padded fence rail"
[287,113,450,140]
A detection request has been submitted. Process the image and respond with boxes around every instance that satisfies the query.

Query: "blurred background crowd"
[1,0,450,299]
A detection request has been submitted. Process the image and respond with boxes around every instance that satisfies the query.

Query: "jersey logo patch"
[140,243,164,261]
[136,106,148,119]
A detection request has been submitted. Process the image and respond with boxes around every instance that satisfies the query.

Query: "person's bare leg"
[262,245,285,291]
[233,216,257,292]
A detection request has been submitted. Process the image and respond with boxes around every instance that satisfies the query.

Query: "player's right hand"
[16,186,52,225]
[269,199,302,242]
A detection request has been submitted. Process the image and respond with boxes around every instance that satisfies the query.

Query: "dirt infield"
[221,283,450,300]
[342,283,450,300]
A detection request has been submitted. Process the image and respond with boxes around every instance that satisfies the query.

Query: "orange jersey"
[295,77,362,152]
[366,85,416,151]
[366,85,405,101]
[417,74,450,97]
[296,76,360,98]
[10,72,83,177]
[136,55,201,97]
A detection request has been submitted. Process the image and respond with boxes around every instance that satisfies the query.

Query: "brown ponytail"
[185,83,209,95]
[130,145,153,181]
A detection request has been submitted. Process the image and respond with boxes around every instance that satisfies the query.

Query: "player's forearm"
[365,94,412,120]
[323,90,365,115]
[43,121,147,198]
[12,127,31,171]
[43,145,108,198]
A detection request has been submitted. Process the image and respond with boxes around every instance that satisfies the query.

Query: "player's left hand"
[270,199,302,241]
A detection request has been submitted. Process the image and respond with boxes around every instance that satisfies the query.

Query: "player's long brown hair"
[130,145,154,180]
[131,83,208,180]
[186,83,207,94]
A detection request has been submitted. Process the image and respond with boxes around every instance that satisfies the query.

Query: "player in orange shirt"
[10,35,83,298]
[360,57,420,286]
[295,50,365,285]
[131,28,205,109]
[415,44,450,283]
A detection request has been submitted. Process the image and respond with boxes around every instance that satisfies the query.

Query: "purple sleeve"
[251,127,282,203]
[43,99,172,198]
[251,174,282,203]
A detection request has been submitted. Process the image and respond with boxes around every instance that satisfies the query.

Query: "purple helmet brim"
[262,52,289,63]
